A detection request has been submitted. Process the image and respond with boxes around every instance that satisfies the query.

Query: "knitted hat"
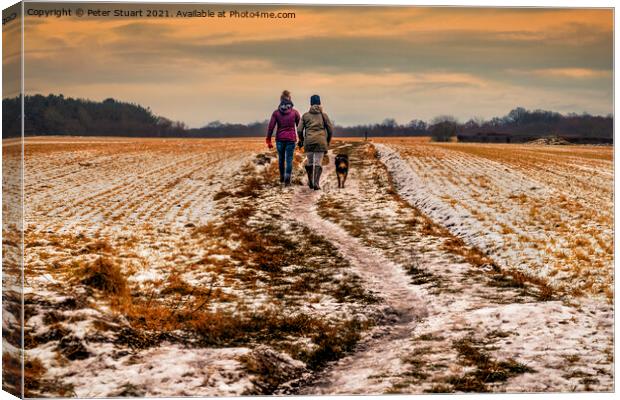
[310,94,321,105]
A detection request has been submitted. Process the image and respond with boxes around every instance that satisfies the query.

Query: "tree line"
[457,107,613,141]
[2,94,187,139]
[2,94,613,143]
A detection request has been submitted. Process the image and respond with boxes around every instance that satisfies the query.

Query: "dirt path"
[15,139,613,396]
[289,151,429,394]
[287,142,613,394]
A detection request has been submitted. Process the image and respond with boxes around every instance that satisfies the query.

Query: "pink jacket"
[267,108,300,142]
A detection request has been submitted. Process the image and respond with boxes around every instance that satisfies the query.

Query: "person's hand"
[266,138,273,149]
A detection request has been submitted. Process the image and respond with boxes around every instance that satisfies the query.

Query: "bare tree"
[430,115,458,142]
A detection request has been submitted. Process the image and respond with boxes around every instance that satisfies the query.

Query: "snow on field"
[17,137,382,397]
[300,141,613,394]
[25,138,261,232]
[370,140,613,391]
[6,137,614,396]
[375,139,613,301]
[2,140,24,397]
[18,138,264,396]
[28,341,255,397]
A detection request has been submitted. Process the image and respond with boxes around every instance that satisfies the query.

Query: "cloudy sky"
[10,3,614,127]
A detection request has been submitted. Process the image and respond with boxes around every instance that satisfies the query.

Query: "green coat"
[297,105,334,152]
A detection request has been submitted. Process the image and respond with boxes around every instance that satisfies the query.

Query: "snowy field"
[375,138,613,301]
[2,137,613,396]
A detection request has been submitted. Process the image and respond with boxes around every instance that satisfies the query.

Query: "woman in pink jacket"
[266,90,301,187]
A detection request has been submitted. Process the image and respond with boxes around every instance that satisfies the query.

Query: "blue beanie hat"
[310,94,321,105]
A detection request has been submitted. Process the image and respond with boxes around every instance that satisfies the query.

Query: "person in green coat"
[297,94,333,190]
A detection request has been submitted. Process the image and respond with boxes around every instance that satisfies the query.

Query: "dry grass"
[375,138,612,301]
[318,142,555,301]
[213,190,233,201]
[444,338,535,392]
[29,153,376,388]
[301,318,367,369]
[2,352,75,398]
[440,237,494,268]
[2,291,23,350]
[2,352,22,397]
[75,257,129,297]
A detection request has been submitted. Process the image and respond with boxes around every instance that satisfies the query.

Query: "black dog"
[335,154,349,188]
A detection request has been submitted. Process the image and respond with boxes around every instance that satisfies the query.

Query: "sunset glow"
[10,3,614,126]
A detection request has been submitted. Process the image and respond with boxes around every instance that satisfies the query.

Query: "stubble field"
[2,136,613,396]
[376,138,613,301]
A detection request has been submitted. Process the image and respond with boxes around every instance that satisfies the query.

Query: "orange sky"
[4,3,613,126]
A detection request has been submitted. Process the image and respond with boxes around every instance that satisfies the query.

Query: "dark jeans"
[276,141,296,183]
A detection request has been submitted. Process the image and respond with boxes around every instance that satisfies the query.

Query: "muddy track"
[289,150,429,394]
[286,142,613,394]
[17,139,613,395]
